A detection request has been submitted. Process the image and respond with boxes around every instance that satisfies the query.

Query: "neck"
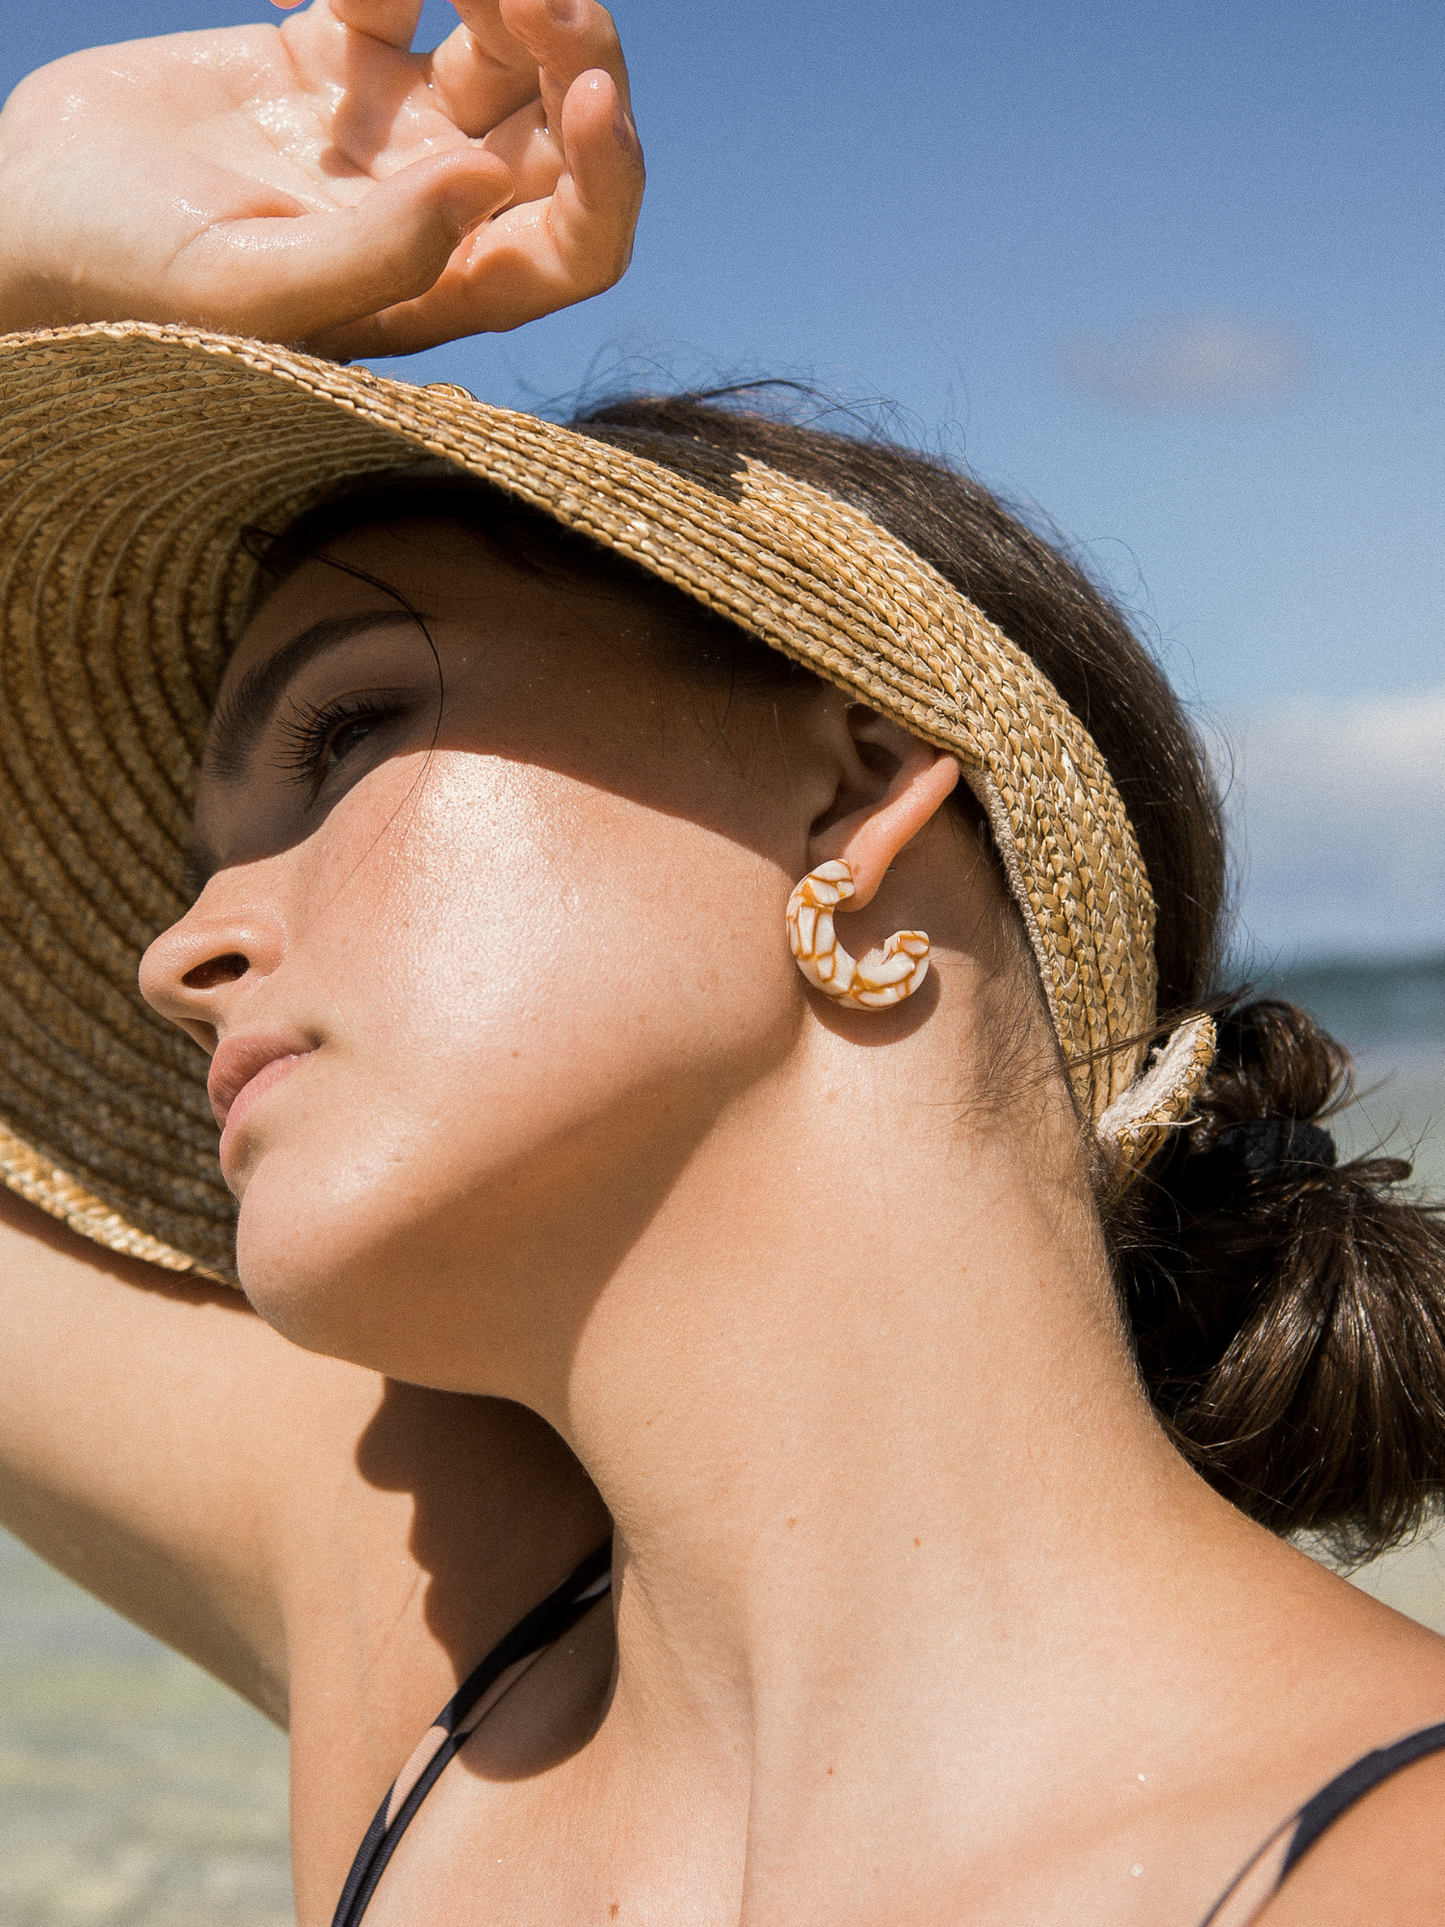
[536,1006,1234,1910]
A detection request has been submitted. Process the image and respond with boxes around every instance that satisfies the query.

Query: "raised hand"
[0,0,643,358]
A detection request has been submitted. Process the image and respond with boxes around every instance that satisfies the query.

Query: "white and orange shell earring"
[786,859,930,1010]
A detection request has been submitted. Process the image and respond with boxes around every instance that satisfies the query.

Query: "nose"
[139,905,285,1053]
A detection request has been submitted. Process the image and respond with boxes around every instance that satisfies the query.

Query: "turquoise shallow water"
[1330,1039,1445,1196]
[0,1532,291,1926]
[3,968,1444,1924]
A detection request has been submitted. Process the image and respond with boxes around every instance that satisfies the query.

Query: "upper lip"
[208,1030,315,1130]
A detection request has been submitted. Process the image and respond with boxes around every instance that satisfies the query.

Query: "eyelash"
[275,693,411,792]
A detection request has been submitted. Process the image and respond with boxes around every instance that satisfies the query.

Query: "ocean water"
[0,1532,291,1927]
[3,961,1444,1923]
[1262,955,1445,1194]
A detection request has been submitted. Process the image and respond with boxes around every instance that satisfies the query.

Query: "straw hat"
[0,321,1212,1284]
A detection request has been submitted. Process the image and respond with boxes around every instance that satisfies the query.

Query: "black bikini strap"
[330,1539,613,1927]
[1281,1718,1445,1877]
[1200,1717,1445,1925]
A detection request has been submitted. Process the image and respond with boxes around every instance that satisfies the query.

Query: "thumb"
[163,149,515,347]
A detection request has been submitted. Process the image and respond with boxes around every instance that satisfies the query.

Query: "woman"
[1,7,1443,1924]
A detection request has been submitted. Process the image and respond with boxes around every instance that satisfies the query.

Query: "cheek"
[233,749,800,1339]
[347,752,790,1084]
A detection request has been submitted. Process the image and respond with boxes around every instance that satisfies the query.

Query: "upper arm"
[0,1184,380,1720]
[1261,1749,1445,1924]
[0,1181,611,1903]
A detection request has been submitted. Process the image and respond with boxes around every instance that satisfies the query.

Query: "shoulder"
[1259,1740,1445,1924]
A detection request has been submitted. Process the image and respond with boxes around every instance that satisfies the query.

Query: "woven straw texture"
[0,321,1165,1281]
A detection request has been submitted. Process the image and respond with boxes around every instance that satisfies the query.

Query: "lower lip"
[218,1052,311,1166]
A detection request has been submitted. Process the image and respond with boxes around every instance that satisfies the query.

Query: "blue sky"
[6,1,1444,957]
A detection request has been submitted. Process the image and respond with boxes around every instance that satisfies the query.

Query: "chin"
[229,1150,506,1392]
[234,1200,374,1362]
[229,1146,397,1359]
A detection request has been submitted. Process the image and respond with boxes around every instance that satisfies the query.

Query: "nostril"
[182,952,249,991]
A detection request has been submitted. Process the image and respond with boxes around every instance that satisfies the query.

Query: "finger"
[537,63,642,285]
[165,149,514,348]
[430,0,630,139]
[313,65,640,356]
[429,14,540,142]
[476,99,563,208]
[328,0,427,51]
[497,0,631,112]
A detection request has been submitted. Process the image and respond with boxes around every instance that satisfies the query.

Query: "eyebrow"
[185,608,428,897]
[205,609,425,783]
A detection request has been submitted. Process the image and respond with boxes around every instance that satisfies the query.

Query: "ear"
[807,705,961,910]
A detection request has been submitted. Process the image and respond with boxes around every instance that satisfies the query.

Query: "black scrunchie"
[1183,1116,1338,1197]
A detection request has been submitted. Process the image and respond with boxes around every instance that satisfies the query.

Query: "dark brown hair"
[268,389,1445,1561]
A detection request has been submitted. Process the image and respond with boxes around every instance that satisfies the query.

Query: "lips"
[208,1031,315,1134]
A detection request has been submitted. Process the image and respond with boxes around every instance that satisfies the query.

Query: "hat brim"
[0,322,1158,1280]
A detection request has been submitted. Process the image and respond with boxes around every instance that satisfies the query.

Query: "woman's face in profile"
[141,517,810,1391]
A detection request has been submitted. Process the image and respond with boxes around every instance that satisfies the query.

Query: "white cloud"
[1220,688,1445,964]
[1057,315,1304,409]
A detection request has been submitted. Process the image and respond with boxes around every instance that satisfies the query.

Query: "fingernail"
[612,104,638,152]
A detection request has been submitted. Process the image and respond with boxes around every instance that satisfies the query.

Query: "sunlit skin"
[0,6,1444,1917]
[131,521,1445,1924]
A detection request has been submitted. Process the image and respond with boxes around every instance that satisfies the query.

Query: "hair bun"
[1114,996,1445,1562]
[1189,1114,1338,1188]
[1191,997,1352,1130]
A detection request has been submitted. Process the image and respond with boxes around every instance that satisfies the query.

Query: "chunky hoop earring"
[786,859,930,1010]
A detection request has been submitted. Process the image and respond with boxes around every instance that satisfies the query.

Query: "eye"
[276,692,416,794]
[329,714,381,765]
